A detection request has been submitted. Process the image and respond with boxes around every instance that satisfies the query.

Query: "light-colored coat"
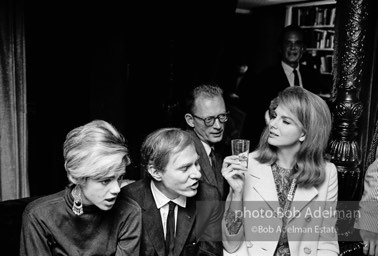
[223,151,339,256]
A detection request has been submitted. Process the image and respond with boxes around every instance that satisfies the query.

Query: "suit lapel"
[142,184,166,256]
[287,185,318,223]
[187,130,217,187]
[300,65,308,88]
[173,198,196,256]
[250,159,320,224]
[251,163,280,211]
[279,65,291,89]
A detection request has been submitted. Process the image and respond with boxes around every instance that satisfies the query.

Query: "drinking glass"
[231,139,250,168]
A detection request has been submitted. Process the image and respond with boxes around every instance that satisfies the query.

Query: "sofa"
[0,196,365,256]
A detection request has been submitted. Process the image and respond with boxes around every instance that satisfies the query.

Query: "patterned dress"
[271,163,297,256]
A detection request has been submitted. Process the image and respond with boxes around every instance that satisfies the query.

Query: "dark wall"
[215,5,287,107]
[231,5,286,77]
[25,0,240,196]
[24,1,289,196]
[26,1,95,195]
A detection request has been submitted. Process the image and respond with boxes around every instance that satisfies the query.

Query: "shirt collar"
[281,61,299,76]
[150,180,186,209]
[201,141,212,156]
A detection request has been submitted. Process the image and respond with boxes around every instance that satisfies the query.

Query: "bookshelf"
[285,0,336,76]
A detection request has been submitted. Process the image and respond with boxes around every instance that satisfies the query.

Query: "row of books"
[306,29,335,49]
[294,6,336,27]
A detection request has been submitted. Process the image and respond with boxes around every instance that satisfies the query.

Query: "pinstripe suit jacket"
[355,159,378,233]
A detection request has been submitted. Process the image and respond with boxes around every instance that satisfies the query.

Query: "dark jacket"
[120,179,223,256]
[186,129,229,201]
[20,186,141,256]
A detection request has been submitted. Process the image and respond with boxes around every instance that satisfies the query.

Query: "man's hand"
[360,229,378,256]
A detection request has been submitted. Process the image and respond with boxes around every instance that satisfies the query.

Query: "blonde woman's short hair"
[63,120,130,185]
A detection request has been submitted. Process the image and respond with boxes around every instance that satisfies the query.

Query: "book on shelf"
[308,29,334,49]
[320,55,333,74]
[329,7,336,26]
[287,0,336,84]
[296,5,336,26]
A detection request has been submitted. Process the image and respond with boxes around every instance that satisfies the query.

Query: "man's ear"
[148,165,162,181]
[185,113,195,128]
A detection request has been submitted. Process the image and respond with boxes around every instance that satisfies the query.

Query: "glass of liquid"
[231,139,250,168]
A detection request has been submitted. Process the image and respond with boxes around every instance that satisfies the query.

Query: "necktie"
[293,68,300,86]
[209,148,216,169]
[209,148,225,198]
[165,201,176,256]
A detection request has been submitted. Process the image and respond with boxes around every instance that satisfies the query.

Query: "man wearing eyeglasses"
[184,84,229,200]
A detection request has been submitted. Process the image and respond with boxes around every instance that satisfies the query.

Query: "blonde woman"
[20,120,141,256]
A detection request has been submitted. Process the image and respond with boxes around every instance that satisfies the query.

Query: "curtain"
[360,4,378,173]
[0,0,29,200]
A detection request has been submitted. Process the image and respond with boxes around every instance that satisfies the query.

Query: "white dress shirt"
[201,141,213,166]
[150,180,186,238]
[281,61,303,87]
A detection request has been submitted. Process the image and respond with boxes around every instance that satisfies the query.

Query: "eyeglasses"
[192,112,229,127]
[283,41,304,49]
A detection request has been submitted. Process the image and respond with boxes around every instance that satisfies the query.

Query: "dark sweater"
[20,185,141,256]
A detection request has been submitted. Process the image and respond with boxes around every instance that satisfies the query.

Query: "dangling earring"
[72,185,83,216]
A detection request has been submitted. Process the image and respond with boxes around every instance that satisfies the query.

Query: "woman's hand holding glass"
[222,155,248,197]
